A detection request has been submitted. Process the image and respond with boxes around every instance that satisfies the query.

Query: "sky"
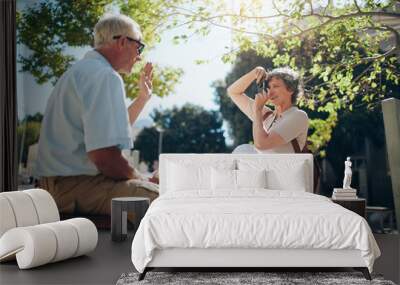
[140,24,233,122]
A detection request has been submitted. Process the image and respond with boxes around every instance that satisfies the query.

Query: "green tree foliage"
[17,0,400,153]
[181,0,400,152]
[135,104,227,165]
[134,127,159,167]
[215,45,398,155]
[17,113,43,165]
[17,0,185,98]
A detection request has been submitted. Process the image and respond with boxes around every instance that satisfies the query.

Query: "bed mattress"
[131,190,380,273]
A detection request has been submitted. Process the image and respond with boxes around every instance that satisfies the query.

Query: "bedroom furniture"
[0,189,98,269]
[111,197,149,242]
[366,206,395,233]
[331,198,366,217]
[132,154,380,281]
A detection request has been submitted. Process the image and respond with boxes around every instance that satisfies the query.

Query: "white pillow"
[236,169,267,189]
[237,159,308,192]
[211,168,236,190]
[211,168,267,191]
[167,162,211,192]
[266,163,307,191]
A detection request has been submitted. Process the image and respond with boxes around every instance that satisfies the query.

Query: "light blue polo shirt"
[36,50,133,177]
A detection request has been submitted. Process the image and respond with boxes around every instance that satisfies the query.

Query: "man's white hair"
[94,14,142,48]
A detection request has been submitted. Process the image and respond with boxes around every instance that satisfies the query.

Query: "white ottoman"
[0,189,98,269]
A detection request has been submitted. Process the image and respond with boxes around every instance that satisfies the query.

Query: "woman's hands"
[254,92,270,111]
[253,66,267,83]
[138,62,153,102]
[253,67,269,110]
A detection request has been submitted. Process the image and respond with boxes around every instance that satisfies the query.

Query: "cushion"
[0,189,98,270]
[211,168,267,191]
[160,155,236,195]
[266,166,307,191]
[0,191,40,228]
[236,169,267,189]
[166,162,211,191]
[165,159,236,193]
[237,159,308,191]
[0,196,16,237]
[0,189,59,236]
[0,218,97,269]
[23,188,60,223]
[211,168,236,190]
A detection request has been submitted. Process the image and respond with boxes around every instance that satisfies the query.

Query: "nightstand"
[331,198,366,217]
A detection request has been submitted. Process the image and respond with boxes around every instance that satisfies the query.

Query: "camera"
[257,80,266,94]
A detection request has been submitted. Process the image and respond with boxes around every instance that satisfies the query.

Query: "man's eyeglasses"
[113,35,145,55]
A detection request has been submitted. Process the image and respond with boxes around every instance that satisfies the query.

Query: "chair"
[0,189,98,269]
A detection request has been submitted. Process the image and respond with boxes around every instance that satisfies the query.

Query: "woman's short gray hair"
[94,14,142,48]
[266,67,304,105]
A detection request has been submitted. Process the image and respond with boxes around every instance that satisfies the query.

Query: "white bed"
[131,154,380,280]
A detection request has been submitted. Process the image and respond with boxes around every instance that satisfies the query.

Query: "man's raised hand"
[138,62,153,101]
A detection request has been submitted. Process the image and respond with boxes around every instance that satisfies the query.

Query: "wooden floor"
[0,230,134,285]
[0,232,398,285]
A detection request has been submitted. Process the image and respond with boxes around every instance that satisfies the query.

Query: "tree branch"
[164,2,400,42]
[201,8,400,22]
[167,6,400,45]
[361,46,397,61]
[352,64,374,83]
[285,10,400,41]
[307,0,314,14]
[323,0,332,15]
[207,20,275,39]
[353,0,362,13]
[379,25,400,50]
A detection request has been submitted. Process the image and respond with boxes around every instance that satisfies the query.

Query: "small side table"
[331,198,366,218]
[111,197,150,242]
[366,206,394,233]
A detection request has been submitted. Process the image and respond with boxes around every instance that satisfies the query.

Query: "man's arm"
[128,63,153,125]
[87,146,135,180]
[128,96,148,125]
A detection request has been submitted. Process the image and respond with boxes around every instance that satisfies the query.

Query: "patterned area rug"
[116,271,396,285]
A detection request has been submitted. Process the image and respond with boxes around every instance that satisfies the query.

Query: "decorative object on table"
[111,197,150,242]
[116,271,395,285]
[343,157,353,189]
[0,189,98,269]
[332,157,358,200]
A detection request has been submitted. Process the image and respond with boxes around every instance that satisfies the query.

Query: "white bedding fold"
[131,190,380,273]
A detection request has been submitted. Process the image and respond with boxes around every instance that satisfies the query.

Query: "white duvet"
[131,190,380,273]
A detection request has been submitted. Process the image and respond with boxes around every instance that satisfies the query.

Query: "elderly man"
[36,14,158,218]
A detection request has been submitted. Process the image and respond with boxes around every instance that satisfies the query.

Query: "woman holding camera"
[227,66,309,153]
